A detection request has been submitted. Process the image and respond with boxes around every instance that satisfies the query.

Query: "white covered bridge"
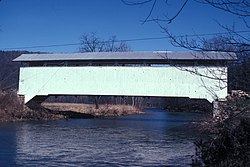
[13,52,236,105]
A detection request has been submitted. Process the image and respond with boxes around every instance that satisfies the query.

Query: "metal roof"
[13,52,237,62]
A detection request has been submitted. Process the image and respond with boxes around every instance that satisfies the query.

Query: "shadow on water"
[0,108,207,166]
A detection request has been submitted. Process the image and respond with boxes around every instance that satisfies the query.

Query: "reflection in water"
[0,109,206,166]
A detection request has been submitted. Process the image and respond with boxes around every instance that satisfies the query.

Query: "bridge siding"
[19,66,228,103]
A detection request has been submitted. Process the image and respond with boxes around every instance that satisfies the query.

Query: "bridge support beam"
[26,95,49,110]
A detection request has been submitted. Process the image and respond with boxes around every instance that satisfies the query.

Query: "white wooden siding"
[18,66,228,103]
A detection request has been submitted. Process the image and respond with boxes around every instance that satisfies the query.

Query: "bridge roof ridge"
[13,51,237,62]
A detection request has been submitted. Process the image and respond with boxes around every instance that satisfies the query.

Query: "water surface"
[0,109,206,166]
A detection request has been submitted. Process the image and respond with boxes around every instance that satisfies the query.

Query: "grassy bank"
[0,91,144,122]
[42,102,144,117]
[0,91,65,122]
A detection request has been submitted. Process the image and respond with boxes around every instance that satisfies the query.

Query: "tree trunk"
[94,96,101,109]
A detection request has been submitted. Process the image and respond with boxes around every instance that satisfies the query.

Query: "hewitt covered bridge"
[13,52,236,105]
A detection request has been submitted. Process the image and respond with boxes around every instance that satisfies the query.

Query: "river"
[0,108,207,166]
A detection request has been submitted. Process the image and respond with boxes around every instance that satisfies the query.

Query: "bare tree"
[79,32,130,53]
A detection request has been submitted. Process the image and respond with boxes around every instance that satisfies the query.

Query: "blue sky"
[0,0,247,53]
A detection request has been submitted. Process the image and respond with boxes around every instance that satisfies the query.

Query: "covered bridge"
[13,52,236,104]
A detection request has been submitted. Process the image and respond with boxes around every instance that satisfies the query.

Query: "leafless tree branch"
[198,0,250,17]
[122,0,250,94]
[122,0,189,24]
[79,33,130,53]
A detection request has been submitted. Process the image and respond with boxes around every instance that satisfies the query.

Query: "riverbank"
[0,91,65,122]
[42,102,144,117]
[0,91,144,122]
[0,106,66,122]
[192,92,250,166]
[165,98,212,113]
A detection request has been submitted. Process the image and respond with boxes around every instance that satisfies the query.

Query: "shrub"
[194,97,250,166]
